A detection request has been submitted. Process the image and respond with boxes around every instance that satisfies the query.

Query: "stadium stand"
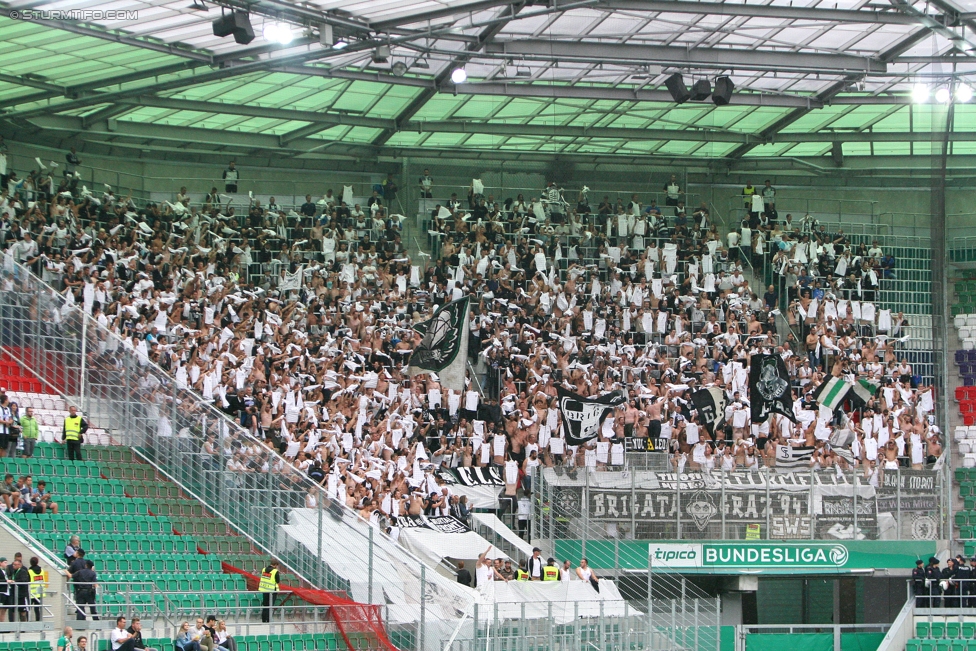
[0,434,273,618]
[0,150,951,651]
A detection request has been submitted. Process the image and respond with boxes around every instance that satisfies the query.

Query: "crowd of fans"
[0,148,942,550]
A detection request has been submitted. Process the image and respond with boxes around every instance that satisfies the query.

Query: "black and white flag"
[749,354,796,423]
[408,296,470,392]
[690,387,727,436]
[557,387,625,446]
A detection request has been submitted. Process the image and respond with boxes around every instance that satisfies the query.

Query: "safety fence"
[0,258,476,651]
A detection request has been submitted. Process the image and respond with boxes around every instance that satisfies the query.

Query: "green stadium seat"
[919,623,932,639]
[933,623,947,639]
[963,623,975,638]
[948,623,961,639]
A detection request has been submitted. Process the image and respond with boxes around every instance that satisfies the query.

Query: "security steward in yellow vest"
[62,406,88,462]
[258,560,280,622]
[27,557,47,622]
[516,561,529,581]
[543,558,561,581]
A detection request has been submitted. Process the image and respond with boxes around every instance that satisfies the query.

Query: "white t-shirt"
[110,628,131,650]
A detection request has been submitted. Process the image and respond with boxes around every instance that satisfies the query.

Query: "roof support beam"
[451,81,824,108]
[0,73,65,94]
[22,114,976,171]
[278,123,334,146]
[114,96,396,129]
[371,0,527,30]
[0,60,206,111]
[23,105,976,145]
[371,2,526,146]
[0,9,215,63]
[2,36,390,119]
[485,40,887,74]
[81,104,137,129]
[725,27,930,159]
[888,0,976,54]
[600,0,917,24]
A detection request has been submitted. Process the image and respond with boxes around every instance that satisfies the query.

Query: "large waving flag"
[749,354,796,423]
[556,387,625,446]
[408,296,471,392]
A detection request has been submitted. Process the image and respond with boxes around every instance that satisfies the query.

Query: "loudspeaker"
[213,11,254,44]
[690,79,711,101]
[664,73,691,104]
[712,76,734,105]
[831,141,844,166]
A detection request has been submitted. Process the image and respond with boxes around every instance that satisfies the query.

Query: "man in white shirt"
[110,616,136,651]
[191,617,215,651]
[9,231,39,269]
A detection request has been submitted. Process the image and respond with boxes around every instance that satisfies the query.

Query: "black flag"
[408,296,470,392]
[556,387,625,446]
[690,387,727,436]
[749,354,796,423]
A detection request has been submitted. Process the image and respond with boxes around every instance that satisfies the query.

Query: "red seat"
[966,414,976,426]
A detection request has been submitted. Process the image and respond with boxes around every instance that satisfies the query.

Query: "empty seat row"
[124,479,182,499]
[101,462,155,481]
[89,536,195,556]
[149,497,207,517]
[26,442,131,462]
[100,571,246,592]
[12,513,175,535]
[174,518,234,536]
[0,458,103,478]
[195,535,255,555]
[86,554,227,574]
[58,496,156,516]
[907,640,976,651]
[24,513,172,534]
[917,622,976,639]
[0,642,51,651]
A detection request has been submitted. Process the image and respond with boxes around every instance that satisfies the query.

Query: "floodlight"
[912,83,929,103]
[935,86,951,103]
[451,67,467,84]
[263,21,293,45]
[957,85,973,102]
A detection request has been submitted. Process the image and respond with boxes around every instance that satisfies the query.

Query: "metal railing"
[0,257,476,651]
[0,583,56,634]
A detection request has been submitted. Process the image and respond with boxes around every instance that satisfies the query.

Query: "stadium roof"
[1,0,976,164]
